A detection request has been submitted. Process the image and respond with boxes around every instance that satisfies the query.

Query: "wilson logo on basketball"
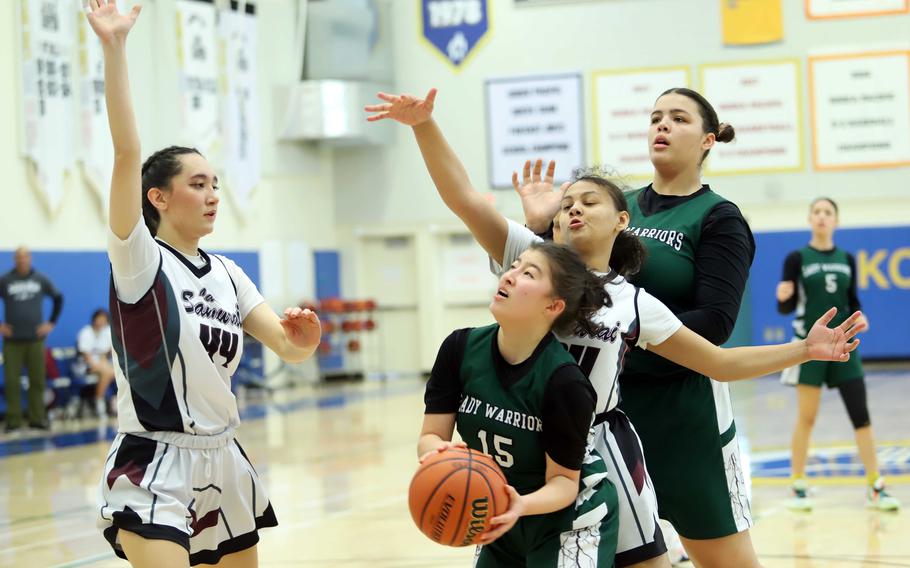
[409,447,509,547]
[460,497,489,546]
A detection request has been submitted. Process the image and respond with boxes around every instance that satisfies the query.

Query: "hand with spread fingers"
[805,308,866,362]
[85,0,143,45]
[365,88,438,126]
[280,307,322,352]
[512,159,568,234]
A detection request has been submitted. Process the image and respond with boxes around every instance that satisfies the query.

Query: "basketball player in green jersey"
[421,241,617,566]
[374,91,868,568]
[416,238,863,567]
[516,88,760,567]
[777,197,900,512]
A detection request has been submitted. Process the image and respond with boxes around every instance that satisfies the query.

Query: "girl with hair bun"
[518,87,760,567]
[368,88,863,568]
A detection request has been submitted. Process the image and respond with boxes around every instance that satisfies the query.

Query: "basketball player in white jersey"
[86,2,321,566]
[366,89,866,568]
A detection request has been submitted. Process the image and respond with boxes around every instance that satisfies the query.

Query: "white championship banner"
[19,0,78,214]
[219,2,260,213]
[176,0,220,156]
[77,0,122,214]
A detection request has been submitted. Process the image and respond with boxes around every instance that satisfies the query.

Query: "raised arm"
[649,308,866,382]
[86,0,143,239]
[365,89,509,263]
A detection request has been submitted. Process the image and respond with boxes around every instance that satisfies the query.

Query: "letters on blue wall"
[751,226,910,359]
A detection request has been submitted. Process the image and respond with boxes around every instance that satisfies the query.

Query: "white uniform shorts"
[98,429,277,565]
[597,410,667,567]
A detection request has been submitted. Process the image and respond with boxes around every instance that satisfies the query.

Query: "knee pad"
[838,379,871,429]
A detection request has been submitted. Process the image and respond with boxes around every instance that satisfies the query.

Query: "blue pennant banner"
[421,0,489,68]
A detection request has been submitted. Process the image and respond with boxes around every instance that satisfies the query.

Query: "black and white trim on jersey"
[108,221,264,436]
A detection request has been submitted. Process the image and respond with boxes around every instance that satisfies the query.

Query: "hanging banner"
[219,1,260,214]
[721,0,784,45]
[592,66,690,178]
[19,0,78,215]
[420,0,489,69]
[77,0,123,215]
[701,60,804,175]
[485,73,585,188]
[806,0,908,19]
[809,50,910,170]
[176,0,219,156]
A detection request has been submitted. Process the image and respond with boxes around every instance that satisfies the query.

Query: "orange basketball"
[408,447,510,547]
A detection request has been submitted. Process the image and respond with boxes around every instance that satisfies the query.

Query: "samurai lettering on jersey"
[108,220,264,436]
[492,220,682,415]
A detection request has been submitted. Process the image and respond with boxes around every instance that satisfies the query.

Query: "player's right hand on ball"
[480,486,524,544]
[418,440,467,464]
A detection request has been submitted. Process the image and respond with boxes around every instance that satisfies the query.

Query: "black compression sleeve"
[846,253,862,313]
[424,328,471,414]
[676,202,756,345]
[540,365,596,470]
[533,222,555,241]
[778,251,802,315]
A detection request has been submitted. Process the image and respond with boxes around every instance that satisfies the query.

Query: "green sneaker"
[867,479,901,511]
[789,479,813,512]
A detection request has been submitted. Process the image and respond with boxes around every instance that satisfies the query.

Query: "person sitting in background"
[76,309,115,418]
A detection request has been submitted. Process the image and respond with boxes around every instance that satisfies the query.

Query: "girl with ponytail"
[517,87,760,568]
[86,2,321,566]
[368,89,864,567]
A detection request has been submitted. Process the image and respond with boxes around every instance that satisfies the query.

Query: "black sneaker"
[4,423,21,434]
[28,420,51,431]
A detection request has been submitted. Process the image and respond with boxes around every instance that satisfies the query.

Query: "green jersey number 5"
[825,273,837,293]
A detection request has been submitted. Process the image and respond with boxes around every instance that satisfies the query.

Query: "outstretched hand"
[365,88,437,126]
[805,308,866,362]
[85,0,142,44]
[512,159,568,234]
[280,307,322,352]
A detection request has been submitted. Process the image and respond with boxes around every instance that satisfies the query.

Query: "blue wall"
[750,226,910,359]
[0,249,259,349]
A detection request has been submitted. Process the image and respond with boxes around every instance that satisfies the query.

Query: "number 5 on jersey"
[477,429,514,468]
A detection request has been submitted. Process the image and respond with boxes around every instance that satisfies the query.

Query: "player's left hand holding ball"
[281,307,322,350]
[805,308,866,362]
[479,486,525,545]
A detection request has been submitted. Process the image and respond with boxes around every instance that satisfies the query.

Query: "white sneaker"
[95,398,108,419]
[867,478,901,511]
[788,479,813,512]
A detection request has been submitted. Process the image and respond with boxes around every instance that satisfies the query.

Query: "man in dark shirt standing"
[1,247,63,432]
